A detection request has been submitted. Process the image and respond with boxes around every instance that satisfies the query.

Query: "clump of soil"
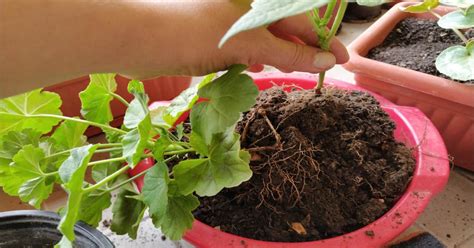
[368,18,474,84]
[194,86,415,242]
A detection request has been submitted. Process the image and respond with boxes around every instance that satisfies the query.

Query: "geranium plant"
[0,65,258,247]
[400,0,474,81]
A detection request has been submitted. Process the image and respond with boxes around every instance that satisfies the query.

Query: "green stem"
[110,92,129,107]
[45,143,122,159]
[317,72,326,92]
[44,171,59,177]
[83,164,130,193]
[315,0,348,90]
[163,148,195,156]
[326,0,348,44]
[95,147,122,154]
[322,0,337,26]
[429,10,468,43]
[31,114,126,134]
[103,156,177,193]
[88,156,126,166]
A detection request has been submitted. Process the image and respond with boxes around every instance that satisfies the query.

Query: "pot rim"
[0,210,114,248]
[132,73,450,248]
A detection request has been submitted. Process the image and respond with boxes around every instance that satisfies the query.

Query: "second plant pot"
[45,75,191,136]
[130,73,449,248]
[343,2,474,171]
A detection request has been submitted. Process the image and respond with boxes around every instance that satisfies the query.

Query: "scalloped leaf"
[436,43,474,81]
[79,74,117,124]
[0,89,62,136]
[438,5,474,29]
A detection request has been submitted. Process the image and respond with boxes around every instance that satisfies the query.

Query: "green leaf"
[438,5,474,29]
[189,132,208,156]
[152,133,172,161]
[58,144,97,242]
[111,189,147,239]
[173,132,252,196]
[191,65,258,143]
[220,0,329,47]
[1,129,42,156]
[51,120,88,150]
[55,236,73,248]
[122,115,152,167]
[176,124,184,140]
[79,73,117,124]
[142,162,169,219]
[161,73,216,127]
[400,0,439,13]
[77,190,111,227]
[356,0,390,7]
[124,90,149,129]
[436,44,474,81]
[440,0,474,8]
[92,162,124,188]
[18,176,54,209]
[128,79,145,95]
[0,129,43,191]
[0,89,62,136]
[6,145,54,207]
[152,191,199,240]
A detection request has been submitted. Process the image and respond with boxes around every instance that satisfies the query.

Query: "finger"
[255,32,336,73]
[269,14,349,64]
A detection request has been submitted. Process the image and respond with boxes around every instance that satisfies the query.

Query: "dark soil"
[193,86,415,242]
[368,18,474,84]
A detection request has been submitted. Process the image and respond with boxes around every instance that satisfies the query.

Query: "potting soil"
[193,87,415,242]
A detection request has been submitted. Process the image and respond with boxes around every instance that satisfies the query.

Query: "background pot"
[0,210,114,248]
[130,73,449,248]
[343,3,382,22]
[45,75,191,136]
[343,2,474,171]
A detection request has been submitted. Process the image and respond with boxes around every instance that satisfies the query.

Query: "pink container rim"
[130,73,450,248]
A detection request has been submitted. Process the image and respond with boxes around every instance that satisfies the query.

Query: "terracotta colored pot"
[45,75,191,136]
[130,72,449,248]
[343,2,474,171]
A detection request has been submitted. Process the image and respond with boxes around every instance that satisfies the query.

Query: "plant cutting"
[343,1,474,170]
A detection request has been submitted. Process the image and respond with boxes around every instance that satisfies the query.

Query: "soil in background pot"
[193,86,415,242]
[367,18,474,84]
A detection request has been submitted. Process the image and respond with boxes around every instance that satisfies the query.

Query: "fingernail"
[313,52,336,70]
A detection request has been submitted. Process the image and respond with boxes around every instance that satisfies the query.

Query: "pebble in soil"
[193,86,416,242]
[368,18,474,84]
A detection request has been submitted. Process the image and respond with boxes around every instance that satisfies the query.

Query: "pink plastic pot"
[343,2,474,170]
[129,73,449,248]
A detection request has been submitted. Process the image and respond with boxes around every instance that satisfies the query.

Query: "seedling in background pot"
[401,0,474,81]
[220,0,388,91]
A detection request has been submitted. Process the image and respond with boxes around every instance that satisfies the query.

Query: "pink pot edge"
[131,73,450,248]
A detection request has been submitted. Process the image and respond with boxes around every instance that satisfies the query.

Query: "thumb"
[256,35,336,73]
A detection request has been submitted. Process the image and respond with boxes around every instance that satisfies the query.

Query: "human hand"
[120,0,349,79]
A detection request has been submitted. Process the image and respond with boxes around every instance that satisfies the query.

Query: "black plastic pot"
[0,210,114,248]
[343,3,382,22]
